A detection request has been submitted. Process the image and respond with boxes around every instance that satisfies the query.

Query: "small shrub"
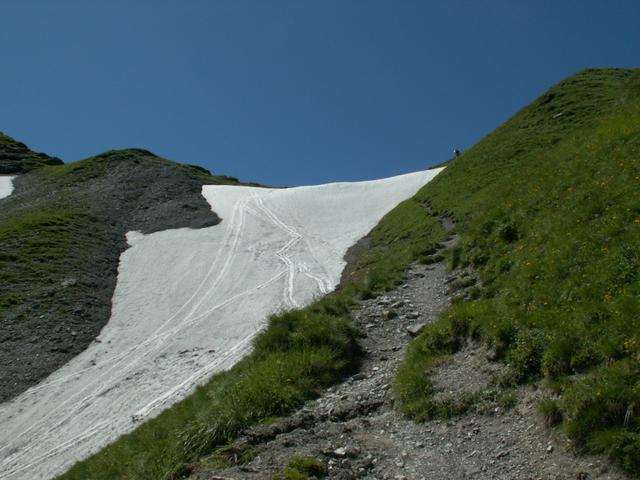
[507,329,546,382]
[497,220,519,243]
[419,253,444,265]
[449,245,462,270]
[594,430,640,474]
[488,320,518,360]
[273,456,327,479]
[542,334,578,379]
[612,243,640,290]
[498,392,517,410]
[539,398,563,427]
[561,359,640,449]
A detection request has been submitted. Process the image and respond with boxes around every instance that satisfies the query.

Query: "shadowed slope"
[0,146,241,401]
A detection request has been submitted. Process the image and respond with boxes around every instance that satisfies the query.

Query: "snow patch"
[0,176,16,200]
[0,168,443,479]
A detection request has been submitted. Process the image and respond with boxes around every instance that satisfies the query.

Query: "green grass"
[272,456,327,479]
[344,198,447,296]
[0,131,63,173]
[394,68,640,475]
[36,148,245,186]
[0,210,108,318]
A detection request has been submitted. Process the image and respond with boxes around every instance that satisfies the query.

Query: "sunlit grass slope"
[395,68,640,475]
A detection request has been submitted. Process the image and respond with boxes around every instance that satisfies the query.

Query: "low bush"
[273,456,327,480]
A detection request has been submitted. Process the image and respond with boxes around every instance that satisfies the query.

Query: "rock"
[333,446,359,458]
[406,323,427,336]
[496,450,510,459]
[406,311,420,319]
[282,437,295,447]
[378,296,391,306]
[546,444,554,453]
[61,278,77,287]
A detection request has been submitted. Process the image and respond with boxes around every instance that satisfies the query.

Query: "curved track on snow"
[0,169,442,479]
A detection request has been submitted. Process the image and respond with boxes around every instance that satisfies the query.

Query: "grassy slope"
[394,68,640,475]
[0,208,107,318]
[39,148,241,185]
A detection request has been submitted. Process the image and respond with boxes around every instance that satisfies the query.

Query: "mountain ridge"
[0,131,63,174]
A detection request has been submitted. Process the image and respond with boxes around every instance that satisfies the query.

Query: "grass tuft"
[273,456,327,480]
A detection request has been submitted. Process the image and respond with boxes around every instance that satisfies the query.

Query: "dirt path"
[191,233,628,480]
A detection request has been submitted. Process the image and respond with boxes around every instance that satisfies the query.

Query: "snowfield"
[0,176,15,199]
[0,168,442,479]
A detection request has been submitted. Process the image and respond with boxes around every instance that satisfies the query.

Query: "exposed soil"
[191,233,628,480]
[0,149,223,402]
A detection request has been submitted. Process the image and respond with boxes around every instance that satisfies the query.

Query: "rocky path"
[191,237,627,480]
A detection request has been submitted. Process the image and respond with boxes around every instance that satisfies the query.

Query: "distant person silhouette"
[453,148,461,158]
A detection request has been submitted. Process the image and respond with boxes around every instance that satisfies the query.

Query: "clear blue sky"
[2,1,638,186]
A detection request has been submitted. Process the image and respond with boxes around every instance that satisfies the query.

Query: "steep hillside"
[10,67,637,479]
[0,146,242,401]
[395,68,640,474]
[0,132,63,173]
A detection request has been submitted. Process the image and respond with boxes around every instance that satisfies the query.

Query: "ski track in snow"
[0,169,443,479]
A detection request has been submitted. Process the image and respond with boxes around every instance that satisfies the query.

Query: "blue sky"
[1,1,638,186]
